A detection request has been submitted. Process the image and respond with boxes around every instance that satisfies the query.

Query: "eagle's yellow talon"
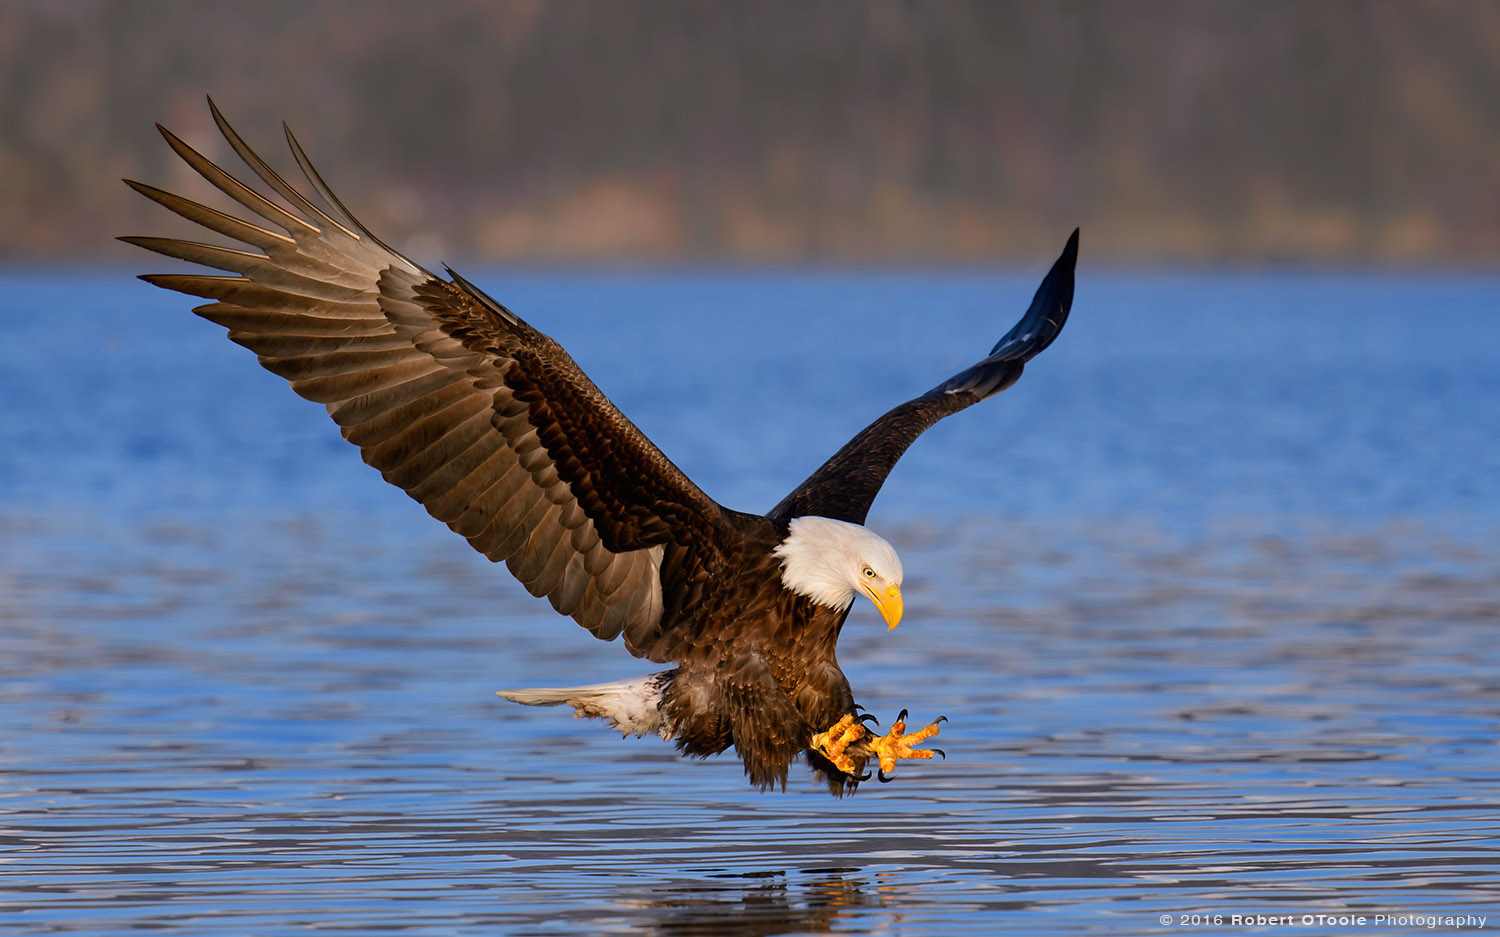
[812,710,944,780]
[871,713,944,775]
[811,713,867,775]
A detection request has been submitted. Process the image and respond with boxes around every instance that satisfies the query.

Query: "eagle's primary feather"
[124,99,1077,794]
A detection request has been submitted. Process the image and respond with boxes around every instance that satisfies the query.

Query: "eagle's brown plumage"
[124,99,1076,795]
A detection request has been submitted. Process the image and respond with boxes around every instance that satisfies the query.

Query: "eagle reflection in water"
[623,869,896,936]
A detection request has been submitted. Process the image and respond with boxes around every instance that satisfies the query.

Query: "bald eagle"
[123,100,1076,794]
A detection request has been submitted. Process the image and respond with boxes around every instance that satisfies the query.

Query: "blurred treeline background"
[3,0,1498,265]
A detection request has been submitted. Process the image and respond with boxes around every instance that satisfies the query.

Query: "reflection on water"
[624,870,882,936]
[3,272,1499,933]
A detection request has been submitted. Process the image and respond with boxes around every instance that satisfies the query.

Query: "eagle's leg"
[810,713,868,775]
[868,709,945,780]
[811,709,947,782]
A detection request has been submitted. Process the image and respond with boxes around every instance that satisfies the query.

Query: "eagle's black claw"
[934,715,948,725]
[854,771,872,782]
[896,708,909,724]
[877,769,895,783]
[932,748,946,760]
[857,713,881,728]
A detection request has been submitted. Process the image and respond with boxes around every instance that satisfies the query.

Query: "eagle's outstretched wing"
[123,99,728,660]
[768,229,1077,524]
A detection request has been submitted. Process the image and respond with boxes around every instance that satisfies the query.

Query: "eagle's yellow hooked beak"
[867,583,904,630]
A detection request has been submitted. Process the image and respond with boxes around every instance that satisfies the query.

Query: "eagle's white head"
[773,516,905,628]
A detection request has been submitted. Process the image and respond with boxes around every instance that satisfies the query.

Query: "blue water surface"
[1,268,1497,934]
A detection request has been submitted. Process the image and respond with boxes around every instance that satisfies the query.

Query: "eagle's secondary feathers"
[124,98,1078,795]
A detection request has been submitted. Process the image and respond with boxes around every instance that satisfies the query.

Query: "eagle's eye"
[862,566,876,579]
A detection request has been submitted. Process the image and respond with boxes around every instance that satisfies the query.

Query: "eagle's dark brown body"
[124,100,1076,795]
[658,529,858,790]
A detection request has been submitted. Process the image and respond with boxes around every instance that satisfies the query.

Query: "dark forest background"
[3,0,1498,265]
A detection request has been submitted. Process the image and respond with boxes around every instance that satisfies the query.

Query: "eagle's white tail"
[497,672,674,739]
